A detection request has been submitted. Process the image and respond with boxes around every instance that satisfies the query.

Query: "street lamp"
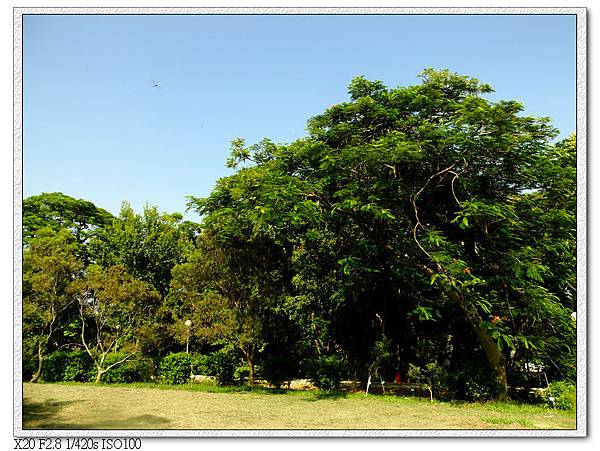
[184,319,192,354]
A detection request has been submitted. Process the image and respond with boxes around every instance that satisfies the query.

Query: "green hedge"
[544,381,576,410]
[159,352,191,385]
[41,350,154,383]
[305,355,347,391]
[206,347,238,385]
[102,354,154,383]
[449,361,501,402]
[42,350,95,382]
[191,353,210,375]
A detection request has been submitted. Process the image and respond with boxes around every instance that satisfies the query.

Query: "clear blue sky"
[23,14,576,220]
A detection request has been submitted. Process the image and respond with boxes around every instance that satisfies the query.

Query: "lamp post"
[184,319,192,354]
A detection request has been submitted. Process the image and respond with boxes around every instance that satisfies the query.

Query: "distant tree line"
[22,70,576,401]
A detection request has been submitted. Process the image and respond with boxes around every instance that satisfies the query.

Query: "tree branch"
[102,353,134,374]
[411,162,459,260]
[79,304,94,360]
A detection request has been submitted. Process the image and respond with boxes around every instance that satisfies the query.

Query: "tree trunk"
[29,341,45,383]
[453,291,509,400]
[472,323,509,400]
[247,358,255,386]
[239,345,255,385]
[310,311,323,356]
[94,367,104,383]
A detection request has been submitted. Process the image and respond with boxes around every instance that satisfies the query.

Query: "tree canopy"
[187,69,576,397]
[89,203,196,296]
[23,192,114,244]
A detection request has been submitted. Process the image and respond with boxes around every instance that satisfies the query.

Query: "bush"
[159,352,191,385]
[544,381,576,410]
[23,356,38,382]
[22,341,40,381]
[262,355,298,388]
[450,361,501,402]
[41,351,68,382]
[42,350,95,382]
[305,355,347,391]
[191,353,210,375]
[102,354,154,383]
[407,362,449,400]
[206,347,238,386]
[63,351,96,382]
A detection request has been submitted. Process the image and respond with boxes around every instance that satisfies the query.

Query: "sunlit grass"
[23,382,575,430]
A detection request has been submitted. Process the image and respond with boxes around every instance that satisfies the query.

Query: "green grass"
[23,382,576,430]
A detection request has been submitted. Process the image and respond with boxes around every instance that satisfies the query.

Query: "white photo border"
[13,6,587,438]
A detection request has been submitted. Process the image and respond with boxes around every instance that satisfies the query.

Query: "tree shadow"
[304,390,348,402]
[23,397,171,430]
[86,414,171,429]
[23,398,80,425]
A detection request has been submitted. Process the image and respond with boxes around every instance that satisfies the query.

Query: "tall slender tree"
[23,228,83,382]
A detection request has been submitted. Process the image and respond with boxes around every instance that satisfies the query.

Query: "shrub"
[22,342,40,381]
[41,351,68,382]
[42,350,94,382]
[206,347,238,386]
[305,354,347,391]
[159,352,191,385]
[233,362,250,382]
[262,355,298,388]
[23,356,37,382]
[63,351,95,382]
[544,381,576,410]
[450,361,501,402]
[102,354,154,383]
[407,362,449,401]
[191,353,210,375]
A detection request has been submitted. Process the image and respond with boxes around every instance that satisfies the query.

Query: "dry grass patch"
[23,382,575,430]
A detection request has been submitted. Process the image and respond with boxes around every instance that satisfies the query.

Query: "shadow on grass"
[23,396,171,430]
[84,414,171,430]
[185,383,299,396]
[304,390,348,402]
[23,397,80,427]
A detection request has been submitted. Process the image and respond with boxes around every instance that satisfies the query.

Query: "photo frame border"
[13,6,587,438]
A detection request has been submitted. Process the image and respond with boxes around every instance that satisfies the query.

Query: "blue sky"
[23,14,576,220]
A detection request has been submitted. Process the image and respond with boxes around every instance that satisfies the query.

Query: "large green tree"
[189,69,576,398]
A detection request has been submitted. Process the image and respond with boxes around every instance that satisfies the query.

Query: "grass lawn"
[23,382,575,430]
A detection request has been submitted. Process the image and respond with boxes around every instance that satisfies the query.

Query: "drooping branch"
[448,171,463,206]
[411,161,460,260]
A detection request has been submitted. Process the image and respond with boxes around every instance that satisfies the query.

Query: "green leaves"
[508,246,552,283]
[480,320,515,351]
[226,137,278,169]
[23,227,83,337]
[347,76,386,100]
[89,203,195,295]
[409,305,436,321]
